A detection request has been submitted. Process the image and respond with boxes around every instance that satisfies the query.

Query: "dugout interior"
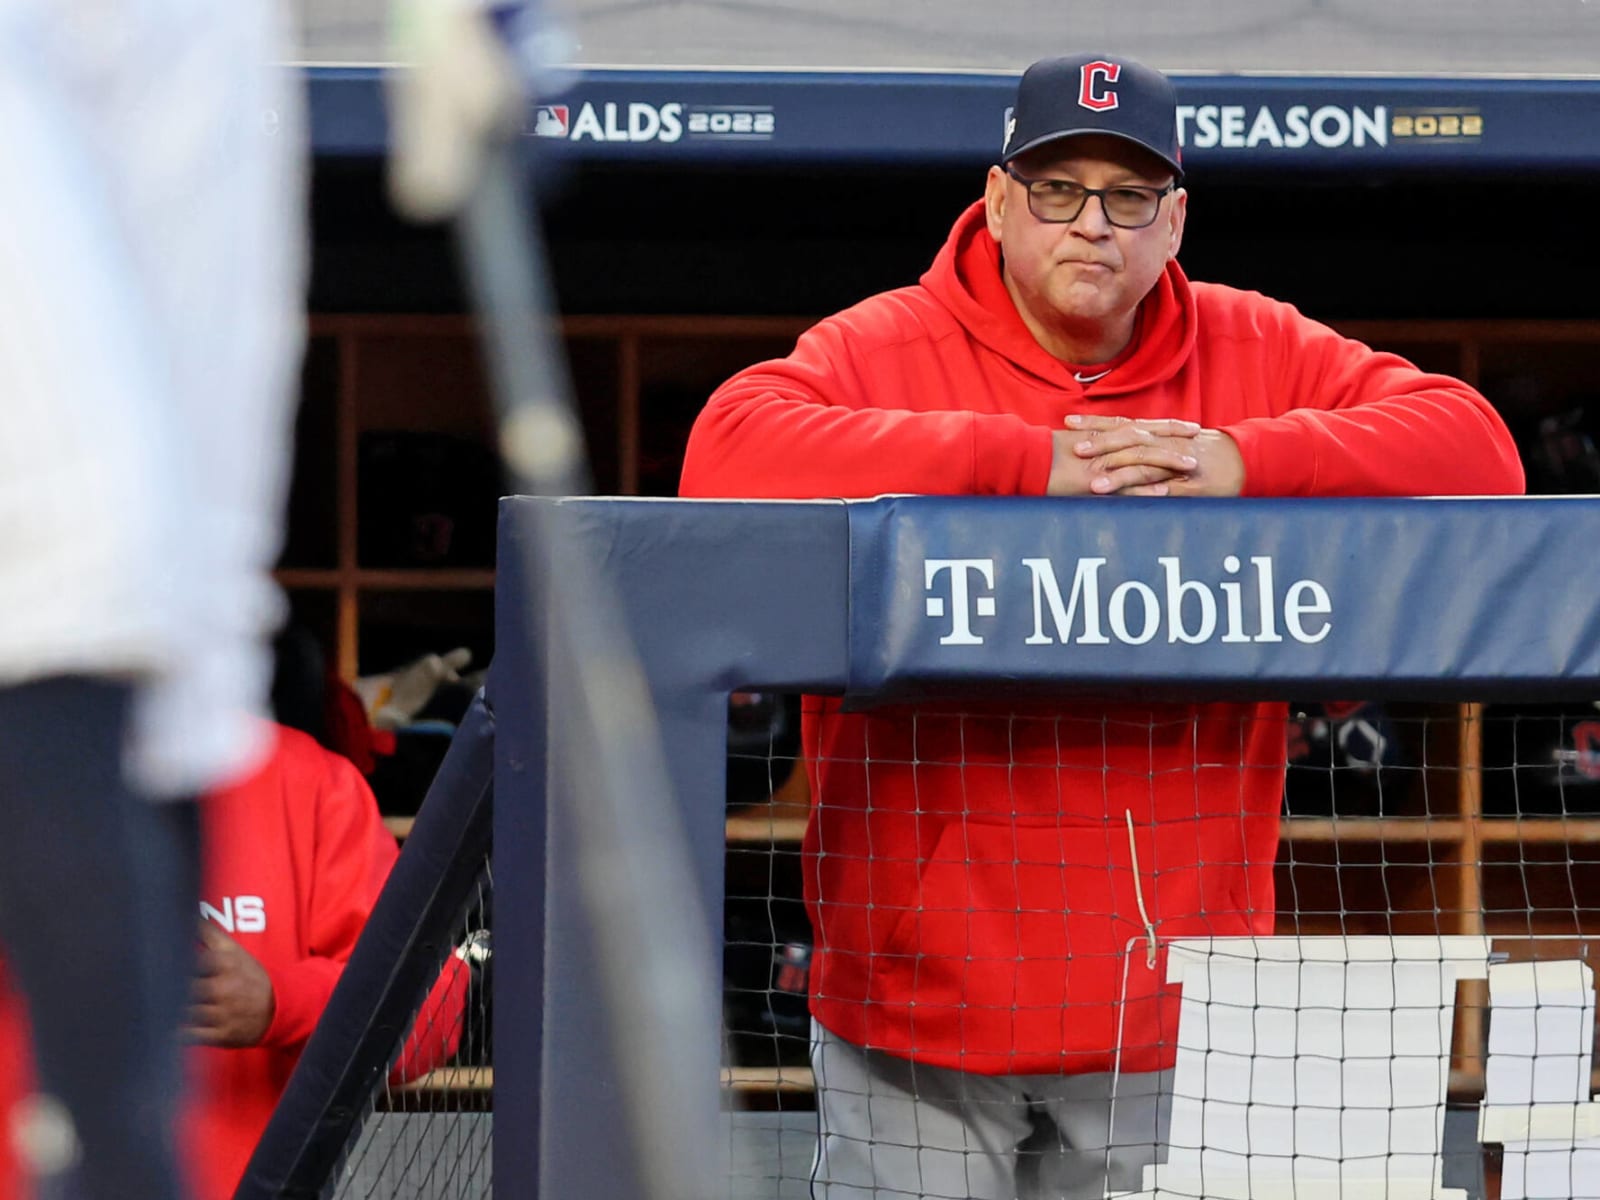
[300,153,1600,663]
[290,60,1600,1138]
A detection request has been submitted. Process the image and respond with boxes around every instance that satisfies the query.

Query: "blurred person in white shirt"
[0,2,305,1196]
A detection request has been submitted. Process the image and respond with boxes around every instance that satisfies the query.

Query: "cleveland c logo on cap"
[1078,61,1121,111]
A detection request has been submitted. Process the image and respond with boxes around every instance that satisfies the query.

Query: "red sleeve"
[1223,304,1525,497]
[258,751,397,1051]
[679,313,1053,499]
[388,944,470,1084]
[253,742,467,1075]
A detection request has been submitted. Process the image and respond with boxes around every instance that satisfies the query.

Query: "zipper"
[1124,810,1158,970]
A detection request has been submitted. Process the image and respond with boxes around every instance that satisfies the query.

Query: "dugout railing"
[493,493,1600,1199]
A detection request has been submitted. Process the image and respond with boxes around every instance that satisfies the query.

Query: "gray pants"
[810,1022,1171,1200]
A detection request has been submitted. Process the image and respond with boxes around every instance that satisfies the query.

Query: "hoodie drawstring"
[1125,810,1158,970]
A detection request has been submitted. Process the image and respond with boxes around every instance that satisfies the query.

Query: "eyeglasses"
[1003,166,1176,229]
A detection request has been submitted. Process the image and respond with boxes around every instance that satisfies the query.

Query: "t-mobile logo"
[921,554,1333,647]
[924,559,997,645]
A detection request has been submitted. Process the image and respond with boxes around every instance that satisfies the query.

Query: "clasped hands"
[1047,413,1244,497]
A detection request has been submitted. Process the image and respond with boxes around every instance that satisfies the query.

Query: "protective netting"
[721,698,1600,1200]
[326,863,494,1200]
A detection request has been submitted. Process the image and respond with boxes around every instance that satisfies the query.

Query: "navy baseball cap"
[1002,53,1183,178]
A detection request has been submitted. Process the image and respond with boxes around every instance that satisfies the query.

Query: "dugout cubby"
[278,307,811,678]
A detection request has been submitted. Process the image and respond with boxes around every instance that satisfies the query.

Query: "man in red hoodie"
[0,724,467,1200]
[681,53,1524,1200]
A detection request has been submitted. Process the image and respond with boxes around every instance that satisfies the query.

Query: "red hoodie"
[0,726,467,1200]
[680,201,1523,1077]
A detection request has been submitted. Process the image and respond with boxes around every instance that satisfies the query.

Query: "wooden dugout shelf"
[393,1066,493,1093]
[391,1064,820,1097]
[722,1066,815,1095]
[390,811,1600,849]
[726,814,1600,847]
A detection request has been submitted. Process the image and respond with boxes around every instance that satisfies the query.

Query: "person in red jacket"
[0,724,467,1200]
[680,53,1524,1200]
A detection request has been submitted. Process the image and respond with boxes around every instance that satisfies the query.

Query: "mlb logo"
[533,105,569,138]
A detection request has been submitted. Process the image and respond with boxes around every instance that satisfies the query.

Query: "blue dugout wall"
[492,494,1600,1198]
[310,67,1600,172]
